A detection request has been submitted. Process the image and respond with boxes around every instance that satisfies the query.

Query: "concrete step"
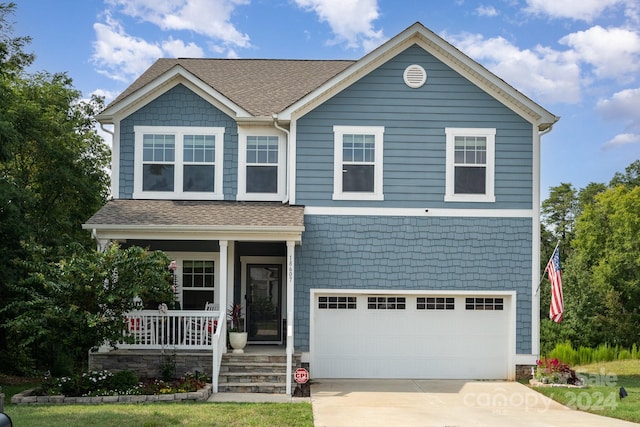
[221,354,297,364]
[220,362,288,373]
[218,382,287,394]
[218,372,286,383]
[217,351,302,393]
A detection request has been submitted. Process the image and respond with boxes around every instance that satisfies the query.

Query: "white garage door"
[311,293,511,379]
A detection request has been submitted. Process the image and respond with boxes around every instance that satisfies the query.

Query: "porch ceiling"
[82,200,305,242]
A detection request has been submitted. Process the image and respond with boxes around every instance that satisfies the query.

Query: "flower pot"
[229,332,248,353]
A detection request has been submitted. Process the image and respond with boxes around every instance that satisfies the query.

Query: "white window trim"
[445,127,496,203]
[165,252,220,310]
[333,125,384,201]
[237,127,287,201]
[133,125,225,200]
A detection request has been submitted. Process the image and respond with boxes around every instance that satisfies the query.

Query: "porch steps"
[218,352,301,394]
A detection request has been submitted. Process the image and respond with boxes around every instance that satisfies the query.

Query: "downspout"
[531,119,557,358]
[91,228,100,248]
[272,114,290,204]
[100,122,115,138]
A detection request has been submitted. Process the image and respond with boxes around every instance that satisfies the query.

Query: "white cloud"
[161,38,205,58]
[604,133,640,148]
[92,13,209,82]
[560,26,640,82]
[91,15,164,82]
[597,88,640,148]
[106,0,250,49]
[476,6,499,17]
[524,0,628,22]
[445,33,582,104]
[294,0,386,51]
[597,87,640,129]
[91,88,119,104]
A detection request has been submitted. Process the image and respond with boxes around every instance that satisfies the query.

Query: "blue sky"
[14,0,640,198]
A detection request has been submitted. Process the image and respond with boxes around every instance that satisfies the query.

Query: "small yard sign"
[294,368,309,384]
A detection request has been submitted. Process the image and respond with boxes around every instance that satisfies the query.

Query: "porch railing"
[121,310,222,351]
[211,315,226,392]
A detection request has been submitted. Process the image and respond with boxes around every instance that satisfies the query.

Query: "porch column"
[286,240,295,395]
[219,240,228,350]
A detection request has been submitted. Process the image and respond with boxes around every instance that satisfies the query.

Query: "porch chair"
[204,301,219,311]
[127,316,156,345]
[182,303,217,346]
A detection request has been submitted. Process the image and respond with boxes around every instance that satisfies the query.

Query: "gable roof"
[280,22,558,130]
[99,22,558,130]
[102,59,354,119]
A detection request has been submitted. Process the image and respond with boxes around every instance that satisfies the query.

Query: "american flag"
[546,247,563,323]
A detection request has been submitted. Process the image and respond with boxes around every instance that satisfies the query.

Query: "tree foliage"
[2,244,174,376]
[540,162,640,353]
[0,2,111,373]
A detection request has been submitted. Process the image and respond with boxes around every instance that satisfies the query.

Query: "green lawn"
[4,402,314,427]
[530,360,640,424]
[1,378,313,427]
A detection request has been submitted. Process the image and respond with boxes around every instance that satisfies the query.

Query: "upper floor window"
[134,126,224,200]
[445,128,495,202]
[237,128,286,201]
[333,125,384,201]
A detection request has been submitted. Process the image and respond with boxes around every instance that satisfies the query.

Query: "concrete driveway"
[311,379,639,427]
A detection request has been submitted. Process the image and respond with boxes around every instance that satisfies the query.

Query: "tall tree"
[541,183,578,245]
[0,2,110,373]
[570,185,640,347]
[610,160,640,189]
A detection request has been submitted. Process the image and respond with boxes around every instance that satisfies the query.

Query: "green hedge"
[546,342,640,365]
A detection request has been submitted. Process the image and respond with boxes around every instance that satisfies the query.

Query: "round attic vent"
[403,64,427,88]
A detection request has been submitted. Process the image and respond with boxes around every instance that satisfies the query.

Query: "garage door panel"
[312,294,510,379]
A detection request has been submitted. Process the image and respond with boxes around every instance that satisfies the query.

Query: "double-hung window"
[445,128,495,202]
[165,252,219,310]
[134,126,224,200]
[237,128,286,201]
[333,125,384,200]
[141,133,175,192]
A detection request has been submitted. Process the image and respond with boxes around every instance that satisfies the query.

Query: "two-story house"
[84,22,558,393]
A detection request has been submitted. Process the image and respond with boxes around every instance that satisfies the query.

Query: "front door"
[246,264,282,343]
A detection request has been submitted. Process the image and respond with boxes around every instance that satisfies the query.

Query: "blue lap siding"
[295,45,534,209]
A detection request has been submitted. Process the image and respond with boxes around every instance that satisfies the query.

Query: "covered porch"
[83,200,305,394]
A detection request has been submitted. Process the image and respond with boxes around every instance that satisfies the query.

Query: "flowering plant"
[535,357,582,385]
[37,370,208,397]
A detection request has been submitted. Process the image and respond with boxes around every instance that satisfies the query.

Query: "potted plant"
[227,303,248,353]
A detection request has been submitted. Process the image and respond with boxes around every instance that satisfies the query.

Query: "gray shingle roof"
[84,200,305,229]
[108,58,355,117]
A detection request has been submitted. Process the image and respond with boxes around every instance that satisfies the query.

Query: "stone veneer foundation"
[89,349,214,378]
[11,384,213,405]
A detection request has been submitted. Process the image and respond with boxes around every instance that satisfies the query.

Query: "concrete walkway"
[310,379,640,427]
[207,392,310,403]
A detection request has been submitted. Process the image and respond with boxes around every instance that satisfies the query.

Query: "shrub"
[36,370,207,397]
[592,343,616,362]
[549,342,577,365]
[535,357,582,385]
[545,342,640,365]
[109,370,139,394]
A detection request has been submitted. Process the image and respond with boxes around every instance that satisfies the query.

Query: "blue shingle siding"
[295,44,533,209]
[118,84,238,199]
[294,215,532,353]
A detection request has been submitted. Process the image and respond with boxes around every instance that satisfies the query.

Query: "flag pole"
[535,240,560,295]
